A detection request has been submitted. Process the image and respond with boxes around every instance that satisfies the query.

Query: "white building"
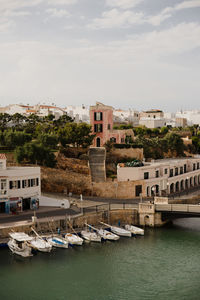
[0,154,41,214]
[64,105,90,123]
[113,109,139,125]
[117,157,200,197]
[176,110,200,126]
[139,109,166,128]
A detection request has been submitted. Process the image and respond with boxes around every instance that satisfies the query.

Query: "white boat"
[110,226,132,237]
[98,229,119,241]
[8,232,33,258]
[29,238,52,252]
[64,233,84,246]
[47,236,69,248]
[29,227,52,252]
[125,225,144,236]
[81,230,101,242]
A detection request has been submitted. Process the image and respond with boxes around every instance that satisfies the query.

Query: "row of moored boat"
[7,223,144,258]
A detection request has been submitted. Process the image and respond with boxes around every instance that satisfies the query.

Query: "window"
[31,179,36,187]
[197,163,199,169]
[36,178,39,186]
[175,168,178,176]
[180,167,183,174]
[164,168,168,174]
[193,163,196,171]
[0,179,6,195]
[184,164,187,173]
[121,138,124,143]
[144,172,149,180]
[155,170,159,178]
[94,124,103,133]
[110,137,116,143]
[107,124,111,130]
[0,162,3,169]
[9,180,20,190]
[94,112,102,121]
[22,180,28,188]
[170,169,173,177]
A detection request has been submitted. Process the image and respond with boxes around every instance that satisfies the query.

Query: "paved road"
[0,207,80,224]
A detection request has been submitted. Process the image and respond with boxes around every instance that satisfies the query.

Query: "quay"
[1,194,200,245]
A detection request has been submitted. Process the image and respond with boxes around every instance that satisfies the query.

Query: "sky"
[0,0,200,112]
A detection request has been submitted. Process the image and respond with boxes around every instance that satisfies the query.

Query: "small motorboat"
[64,233,83,246]
[110,226,132,237]
[81,230,101,242]
[98,229,119,241]
[8,232,33,258]
[29,237,52,252]
[29,227,52,252]
[100,222,132,237]
[47,236,68,248]
[125,225,144,236]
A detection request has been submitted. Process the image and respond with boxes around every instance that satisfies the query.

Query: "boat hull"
[125,225,144,235]
[64,234,83,246]
[47,237,68,249]
[81,231,101,242]
[29,239,52,252]
[8,239,33,258]
[111,227,132,237]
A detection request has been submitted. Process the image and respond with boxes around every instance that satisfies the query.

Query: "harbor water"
[1,219,200,300]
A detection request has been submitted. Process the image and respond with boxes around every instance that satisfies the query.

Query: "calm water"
[1,219,200,300]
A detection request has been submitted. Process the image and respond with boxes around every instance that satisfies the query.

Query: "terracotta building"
[90,102,134,147]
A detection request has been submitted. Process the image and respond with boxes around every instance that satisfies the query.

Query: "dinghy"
[100,222,132,237]
[8,232,33,258]
[81,230,101,242]
[125,225,144,236]
[47,236,68,248]
[98,229,119,241]
[29,227,52,252]
[64,233,83,246]
[110,226,132,237]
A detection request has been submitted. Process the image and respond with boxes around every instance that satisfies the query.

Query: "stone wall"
[112,148,144,160]
[92,180,146,198]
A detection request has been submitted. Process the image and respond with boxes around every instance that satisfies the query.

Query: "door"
[96,137,101,147]
[135,185,142,197]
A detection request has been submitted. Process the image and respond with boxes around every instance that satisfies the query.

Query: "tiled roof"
[0,153,6,160]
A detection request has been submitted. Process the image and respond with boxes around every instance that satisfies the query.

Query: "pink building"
[90,102,134,147]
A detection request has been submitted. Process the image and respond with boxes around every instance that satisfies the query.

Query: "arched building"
[117,157,200,197]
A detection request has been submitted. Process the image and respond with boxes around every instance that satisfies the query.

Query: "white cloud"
[46,8,70,17]
[152,0,200,26]
[46,0,77,5]
[175,0,200,10]
[87,9,144,29]
[0,22,200,109]
[106,0,144,9]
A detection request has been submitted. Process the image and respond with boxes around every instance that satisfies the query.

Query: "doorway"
[96,137,101,147]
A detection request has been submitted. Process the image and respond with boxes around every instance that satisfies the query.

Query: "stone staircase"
[88,147,106,182]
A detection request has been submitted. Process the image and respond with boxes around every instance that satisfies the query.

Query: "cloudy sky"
[0,0,200,111]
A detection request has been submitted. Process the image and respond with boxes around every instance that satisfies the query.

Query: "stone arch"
[144,215,150,226]
[151,185,159,196]
[175,181,179,192]
[190,177,193,187]
[198,175,200,184]
[180,180,184,190]
[185,178,189,189]
[194,176,198,186]
[170,183,174,194]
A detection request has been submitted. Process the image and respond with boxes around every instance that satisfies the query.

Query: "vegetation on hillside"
[0,113,94,167]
